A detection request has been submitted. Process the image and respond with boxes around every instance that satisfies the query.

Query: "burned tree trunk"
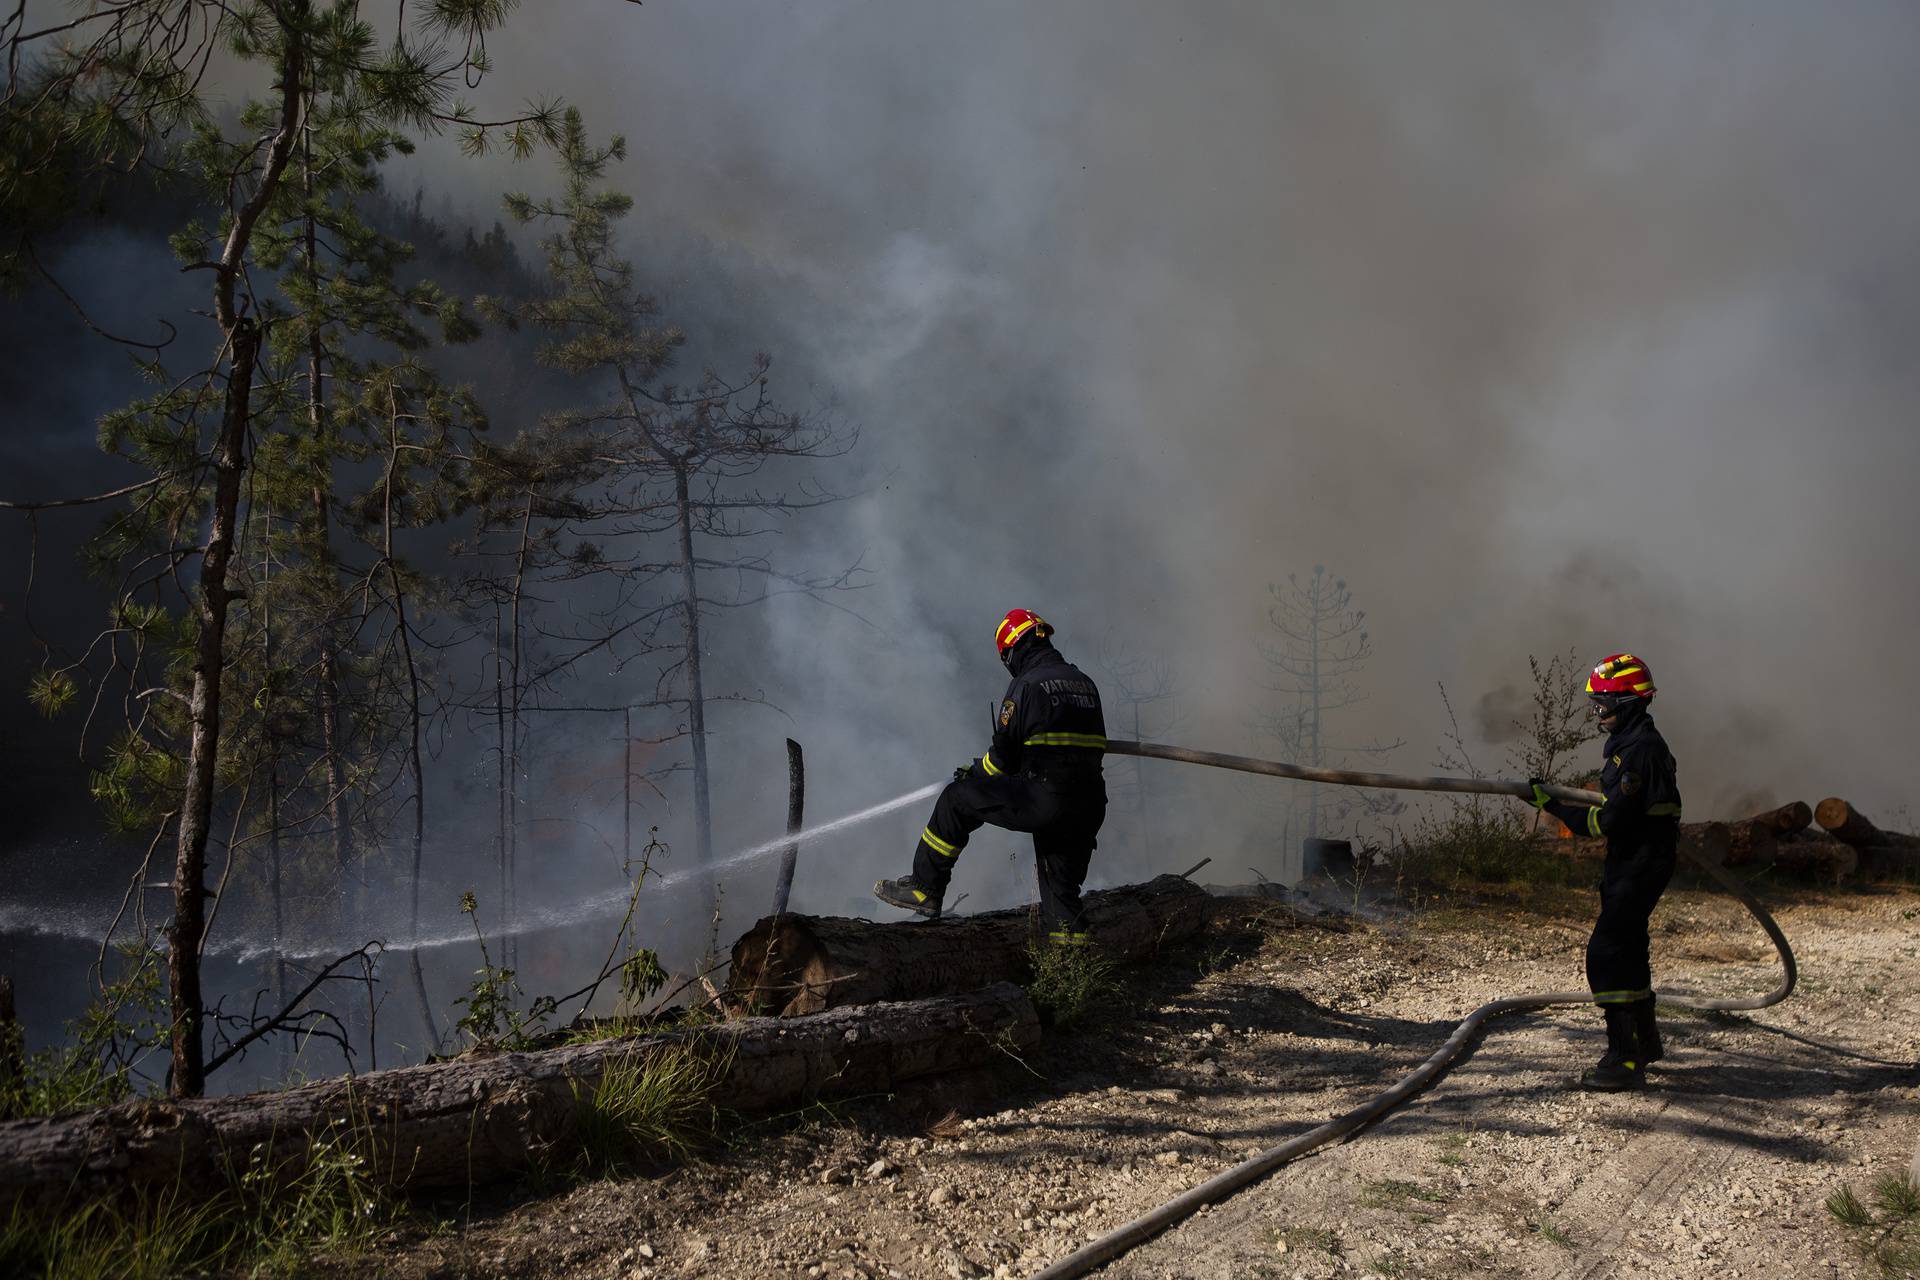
[0,984,1036,1209]
[728,874,1211,1017]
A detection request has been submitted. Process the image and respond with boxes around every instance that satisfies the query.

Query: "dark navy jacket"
[974,640,1106,784]
[1547,711,1682,847]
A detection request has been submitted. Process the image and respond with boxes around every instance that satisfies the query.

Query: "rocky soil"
[354,878,1920,1280]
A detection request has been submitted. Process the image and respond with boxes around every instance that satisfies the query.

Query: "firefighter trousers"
[1587,838,1677,1006]
[913,772,1106,940]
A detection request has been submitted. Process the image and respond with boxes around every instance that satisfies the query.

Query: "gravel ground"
[360,879,1920,1280]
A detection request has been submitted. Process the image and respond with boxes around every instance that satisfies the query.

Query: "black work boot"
[1579,1005,1646,1092]
[1629,996,1663,1066]
[873,875,942,920]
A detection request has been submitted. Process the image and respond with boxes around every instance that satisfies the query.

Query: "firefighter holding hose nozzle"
[875,609,1108,945]
[1526,653,1683,1091]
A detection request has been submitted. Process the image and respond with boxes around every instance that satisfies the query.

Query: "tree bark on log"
[1770,837,1857,881]
[1724,820,1777,869]
[1754,801,1813,835]
[0,984,1037,1210]
[1815,798,1920,850]
[1564,821,1856,879]
[1681,821,1732,866]
[728,875,1211,1017]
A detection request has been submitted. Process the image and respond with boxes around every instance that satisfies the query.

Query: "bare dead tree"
[488,110,865,950]
[1100,636,1178,859]
[1258,565,1403,846]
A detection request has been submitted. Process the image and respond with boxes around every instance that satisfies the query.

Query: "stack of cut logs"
[1560,797,1919,881]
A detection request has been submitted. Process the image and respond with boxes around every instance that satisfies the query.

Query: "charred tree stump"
[771,738,805,917]
[728,874,1211,1017]
[0,984,1037,1210]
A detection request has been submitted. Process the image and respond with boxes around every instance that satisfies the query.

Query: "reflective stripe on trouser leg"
[913,776,996,891]
[911,827,965,893]
[1587,841,1677,1004]
[1046,929,1092,947]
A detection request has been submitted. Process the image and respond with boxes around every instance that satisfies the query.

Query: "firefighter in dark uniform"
[875,609,1108,944]
[1526,652,1683,1091]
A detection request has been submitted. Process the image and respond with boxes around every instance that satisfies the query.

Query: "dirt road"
[367,881,1920,1280]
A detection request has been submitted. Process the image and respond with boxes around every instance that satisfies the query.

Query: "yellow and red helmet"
[1587,652,1656,703]
[994,608,1052,658]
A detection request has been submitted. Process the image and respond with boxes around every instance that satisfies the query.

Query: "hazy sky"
[386,1,1920,826]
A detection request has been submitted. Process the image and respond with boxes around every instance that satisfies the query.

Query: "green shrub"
[0,1116,396,1279]
[570,1043,723,1177]
[1023,940,1120,1030]
[0,941,168,1122]
[1394,797,1577,889]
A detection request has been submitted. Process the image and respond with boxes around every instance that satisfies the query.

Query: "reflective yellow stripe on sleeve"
[1023,732,1109,749]
[981,751,1004,777]
[1586,807,1604,837]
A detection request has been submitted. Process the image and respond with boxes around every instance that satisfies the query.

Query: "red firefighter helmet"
[1587,652,1656,707]
[994,608,1052,658]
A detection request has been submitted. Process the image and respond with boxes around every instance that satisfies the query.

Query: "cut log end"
[1816,797,1852,833]
[1815,798,1920,850]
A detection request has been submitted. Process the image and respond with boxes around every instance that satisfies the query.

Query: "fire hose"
[1028,740,1798,1280]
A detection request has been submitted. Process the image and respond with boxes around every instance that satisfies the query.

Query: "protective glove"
[1525,778,1554,810]
[954,763,975,782]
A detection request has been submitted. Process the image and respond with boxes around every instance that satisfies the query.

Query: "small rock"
[1210,1022,1228,1036]
[866,1158,899,1179]
[636,1243,655,1260]
[1154,1151,1184,1166]
[929,1186,957,1208]
[1274,1238,1289,1254]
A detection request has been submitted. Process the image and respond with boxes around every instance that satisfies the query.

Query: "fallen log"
[1770,836,1857,881]
[1856,844,1920,879]
[1815,798,1920,850]
[728,874,1211,1017]
[1725,819,1777,869]
[1755,801,1814,835]
[0,983,1037,1210]
[1681,821,1732,867]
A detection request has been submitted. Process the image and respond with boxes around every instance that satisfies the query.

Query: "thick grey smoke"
[7,2,1920,1060]
[392,1,1920,851]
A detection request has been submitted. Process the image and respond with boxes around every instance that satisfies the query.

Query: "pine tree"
[5,0,553,1095]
